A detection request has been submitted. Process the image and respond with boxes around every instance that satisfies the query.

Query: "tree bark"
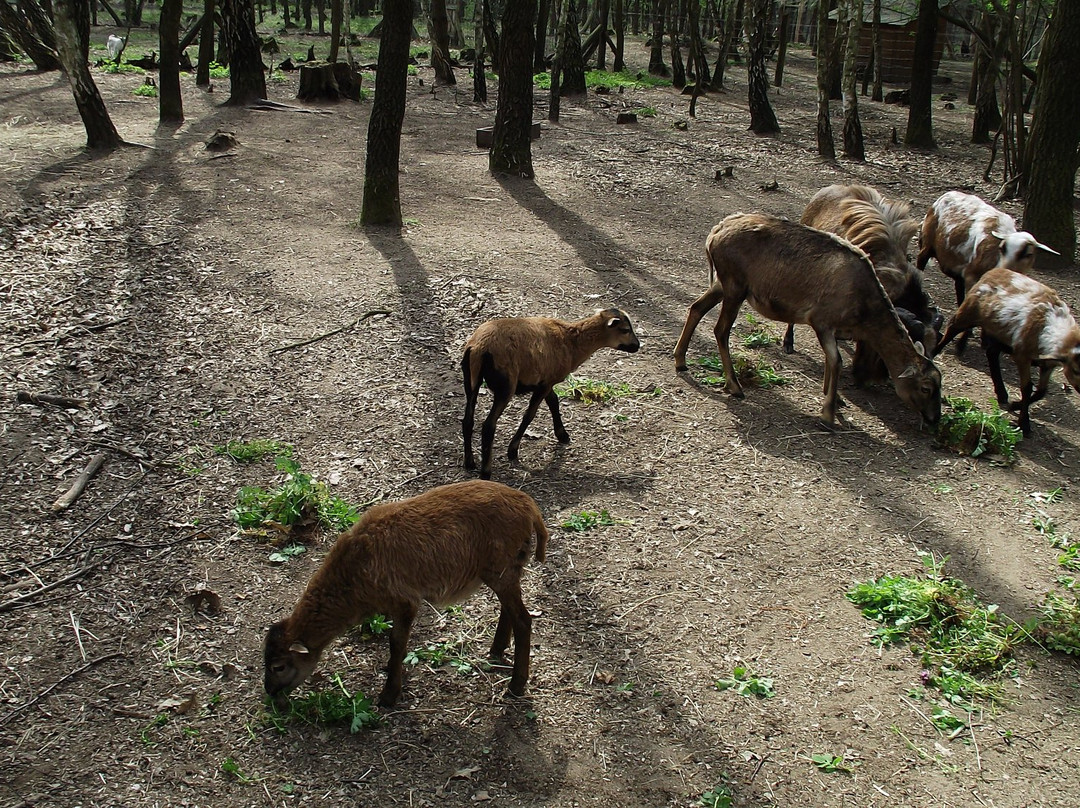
[815,0,835,159]
[745,0,779,134]
[427,0,456,84]
[360,0,412,226]
[970,12,1002,144]
[535,0,550,71]
[196,0,215,86]
[490,0,536,178]
[841,0,863,159]
[773,7,788,87]
[220,0,267,105]
[159,0,184,122]
[904,0,937,149]
[870,0,881,101]
[648,0,667,76]
[53,0,122,149]
[0,0,60,70]
[329,0,343,62]
[560,0,586,94]
[1022,0,1080,263]
[472,0,486,103]
[612,0,624,72]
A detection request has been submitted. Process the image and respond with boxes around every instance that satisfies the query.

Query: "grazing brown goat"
[674,213,942,427]
[461,309,640,479]
[264,480,548,707]
[934,268,1080,436]
[784,184,940,371]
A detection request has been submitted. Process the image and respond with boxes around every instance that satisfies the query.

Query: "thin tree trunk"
[904,0,937,148]
[220,0,267,105]
[841,0,863,158]
[596,0,608,69]
[428,0,456,84]
[159,0,184,121]
[870,0,881,100]
[649,0,667,75]
[535,0,550,70]
[773,7,788,86]
[0,0,60,70]
[613,0,624,72]
[745,0,779,133]
[360,0,412,226]
[473,0,487,102]
[329,0,343,62]
[53,0,122,149]
[560,0,586,93]
[815,0,835,159]
[196,0,215,86]
[490,0,536,177]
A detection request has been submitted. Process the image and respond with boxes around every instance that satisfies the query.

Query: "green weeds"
[555,376,632,405]
[264,673,379,734]
[215,439,294,463]
[560,509,629,532]
[714,666,776,698]
[133,82,158,98]
[100,61,145,74]
[810,753,853,774]
[697,784,734,808]
[1027,491,1080,654]
[533,69,670,91]
[690,353,788,388]
[208,61,230,79]
[232,456,361,538]
[631,106,658,117]
[404,640,473,674]
[937,397,1021,461]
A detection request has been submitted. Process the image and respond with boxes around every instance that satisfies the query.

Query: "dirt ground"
[2,34,1079,808]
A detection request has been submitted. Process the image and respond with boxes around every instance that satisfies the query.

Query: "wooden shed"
[825,0,950,84]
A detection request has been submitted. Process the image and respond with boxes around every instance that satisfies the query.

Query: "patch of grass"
[101,61,145,74]
[631,105,658,117]
[407,64,418,76]
[214,439,294,463]
[846,552,1025,704]
[533,69,670,91]
[691,353,789,388]
[560,508,629,532]
[264,673,380,734]
[232,456,361,537]
[1035,582,1080,656]
[221,756,252,782]
[208,61,229,79]
[936,397,1021,461]
[810,753,853,774]
[404,641,473,674]
[555,375,633,405]
[133,82,158,98]
[715,666,776,698]
[741,326,779,349]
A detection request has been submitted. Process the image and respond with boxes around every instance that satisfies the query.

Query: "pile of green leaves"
[264,674,379,734]
[533,69,670,91]
[847,553,1025,703]
[232,456,361,536]
[555,375,633,405]
[691,353,788,388]
[560,509,627,532]
[937,396,1021,461]
[714,666,776,698]
[215,439,294,463]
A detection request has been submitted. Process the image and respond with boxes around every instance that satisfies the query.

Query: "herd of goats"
[263,184,1080,709]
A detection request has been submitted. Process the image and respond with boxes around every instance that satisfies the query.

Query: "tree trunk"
[0,0,60,70]
[535,0,550,71]
[196,0,215,86]
[473,0,486,103]
[841,0,863,158]
[53,0,122,149]
[329,0,343,62]
[613,0,624,72]
[596,0,608,70]
[773,7,788,87]
[815,0,835,159]
[220,0,267,105]
[904,0,937,149]
[159,0,184,121]
[870,0,881,100]
[427,0,456,84]
[560,0,586,94]
[648,0,667,76]
[20,0,58,53]
[745,0,779,133]
[686,0,709,90]
[712,0,741,89]
[668,0,684,89]
[490,0,536,178]
[360,0,412,226]
[1022,0,1080,263]
[482,0,499,68]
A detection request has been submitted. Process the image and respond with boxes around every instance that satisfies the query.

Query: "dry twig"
[0,652,123,726]
[52,452,108,513]
[269,309,392,355]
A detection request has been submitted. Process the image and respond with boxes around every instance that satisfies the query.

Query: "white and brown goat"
[934,268,1080,436]
[786,184,941,379]
[264,480,548,707]
[917,190,1059,307]
[674,213,942,428]
[461,308,640,479]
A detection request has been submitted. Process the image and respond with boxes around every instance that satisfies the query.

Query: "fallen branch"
[0,554,112,612]
[269,309,392,355]
[52,453,108,513]
[247,98,334,115]
[16,391,89,409]
[0,652,124,726]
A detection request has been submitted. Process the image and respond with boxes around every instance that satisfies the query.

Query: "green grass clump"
[560,509,627,532]
[555,375,633,405]
[847,552,1025,704]
[937,396,1021,461]
[232,456,361,536]
[741,326,779,349]
[691,353,788,388]
[715,666,775,698]
[404,641,473,674]
[265,674,379,734]
[631,106,658,117]
[133,82,158,97]
[208,61,229,79]
[1035,582,1080,656]
[101,61,145,74]
[697,784,733,808]
[215,439,294,463]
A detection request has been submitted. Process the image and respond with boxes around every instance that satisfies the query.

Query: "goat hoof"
[505,684,527,700]
[675,362,688,373]
[556,432,570,444]
[479,469,492,480]
[376,690,400,709]
[464,458,476,470]
[816,418,837,433]
[729,389,745,399]
[507,447,519,462]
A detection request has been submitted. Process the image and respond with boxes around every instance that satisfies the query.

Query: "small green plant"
[697,784,734,808]
[215,439,294,463]
[810,753,852,773]
[1030,488,1065,505]
[232,456,361,537]
[714,666,776,699]
[267,544,307,564]
[555,375,633,405]
[361,614,392,635]
[221,757,251,782]
[209,61,229,78]
[741,327,779,349]
[133,81,158,98]
[560,509,628,532]
[929,705,967,736]
[101,61,145,74]
[847,552,1025,703]
[691,353,788,388]
[937,397,1021,461]
[264,674,380,734]
[631,106,657,118]
[407,64,418,76]
[1035,583,1080,655]
[403,641,473,673]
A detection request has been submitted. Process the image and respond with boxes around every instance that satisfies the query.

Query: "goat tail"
[532,511,549,563]
[705,243,718,288]
[461,346,480,398]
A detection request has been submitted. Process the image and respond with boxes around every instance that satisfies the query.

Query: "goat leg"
[379,602,417,707]
[507,388,549,461]
[479,396,510,480]
[984,340,1012,410]
[782,323,795,355]
[712,297,745,398]
[814,328,842,425]
[674,286,724,372]
[545,390,570,443]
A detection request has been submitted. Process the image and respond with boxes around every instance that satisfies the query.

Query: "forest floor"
[2,29,1079,808]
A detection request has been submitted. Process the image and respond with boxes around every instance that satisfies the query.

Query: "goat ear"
[898,365,918,379]
[1035,240,1060,256]
[913,341,927,358]
[991,230,1008,241]
[606,317,621,328]
[288,642,310,655]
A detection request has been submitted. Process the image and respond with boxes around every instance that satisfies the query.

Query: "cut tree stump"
[297,62,362,102]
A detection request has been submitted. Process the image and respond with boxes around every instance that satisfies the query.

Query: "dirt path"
[2,44,1079,808]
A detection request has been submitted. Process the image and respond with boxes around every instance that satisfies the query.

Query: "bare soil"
[2,39,1079,808]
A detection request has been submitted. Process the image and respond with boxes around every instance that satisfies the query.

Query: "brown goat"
[264,480,548,707]
[461,308,640,479]
[935,268,1080,436]
[785,184,940,372]
[674,213,942,427]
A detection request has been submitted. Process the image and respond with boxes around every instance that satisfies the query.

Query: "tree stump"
[297,61,362,101]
